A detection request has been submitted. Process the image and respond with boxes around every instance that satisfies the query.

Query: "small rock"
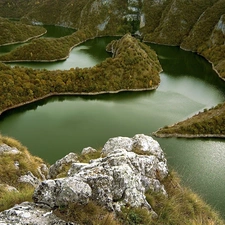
[48,152,79,179]
[33,176,92,208]
[81,147,97,155]
[0,144,20,155]
[18,171,40,187]
[0,202,76,225]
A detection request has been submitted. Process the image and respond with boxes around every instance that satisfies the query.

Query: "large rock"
[34,134,168,213]
[33,176,92,208]
[0,134,169,223]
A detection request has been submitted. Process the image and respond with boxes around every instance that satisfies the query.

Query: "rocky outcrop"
[34,134,168,213]
[0,134,168,224]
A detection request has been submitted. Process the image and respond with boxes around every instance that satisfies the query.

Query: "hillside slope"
[0,17,46,45]
[0,0,224,78]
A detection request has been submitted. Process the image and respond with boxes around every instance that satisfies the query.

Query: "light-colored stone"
[48,152,79,179]
[35,135,168,214]
[81,147,97,155]
[101,136,133,156]
[18,171,40,188]
[0,144,20,155]
[0,202,77,225]
[33,176,92,208]
[0,184,18,192]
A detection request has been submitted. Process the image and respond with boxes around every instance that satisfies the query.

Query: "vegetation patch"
[0,134,47,211]
[154,103,225,137]
[0,17,46,46]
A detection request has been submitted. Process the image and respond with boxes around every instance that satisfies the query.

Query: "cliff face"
[0,0,224,78]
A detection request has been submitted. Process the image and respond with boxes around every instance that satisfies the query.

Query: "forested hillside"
[0,17,46,45]
[0,34,161,115]
[0,0,224,78]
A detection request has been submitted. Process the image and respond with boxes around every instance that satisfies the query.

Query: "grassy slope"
[0,134,47,211]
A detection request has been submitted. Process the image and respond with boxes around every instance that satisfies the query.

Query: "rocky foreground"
[0,134,168,224]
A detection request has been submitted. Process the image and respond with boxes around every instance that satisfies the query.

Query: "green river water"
[0,26,225,218]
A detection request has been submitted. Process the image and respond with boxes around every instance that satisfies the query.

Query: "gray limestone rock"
[18,171,41,188]
[0,202,77,225]
[34,134,168,213]
[81,146,97,155]
[48,152,79,179]
[101,136,133,156]
[33,176,92,208]
[0,144,20,155]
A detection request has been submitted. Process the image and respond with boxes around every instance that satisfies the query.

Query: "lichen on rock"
[34,134,168,213]
[0,134,169,224]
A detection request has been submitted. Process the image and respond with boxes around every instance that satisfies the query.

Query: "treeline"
[154,103,225,137]
[0,17,46,46]
[0,34,161,114]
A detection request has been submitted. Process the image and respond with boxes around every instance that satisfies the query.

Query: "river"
[0,26,225,218]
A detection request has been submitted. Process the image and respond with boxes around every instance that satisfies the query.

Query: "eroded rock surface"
[48,152,79,179]
[0,202,77,225]
[34,134,168,212]
[0,134,169,224]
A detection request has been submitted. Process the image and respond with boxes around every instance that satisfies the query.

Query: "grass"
[0,135,47,186]
[0,134,48,211]
[54,200,121,225]
[0,185,34,212]
[144,171,225,225]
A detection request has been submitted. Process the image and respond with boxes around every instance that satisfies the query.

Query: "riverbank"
[153,132,225,138]
[179,45,225,83]
[0,87,159,117]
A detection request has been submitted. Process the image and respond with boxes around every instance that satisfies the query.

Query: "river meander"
[0,26,225,218]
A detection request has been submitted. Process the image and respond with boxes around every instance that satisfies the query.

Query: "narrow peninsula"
[0,34,162,115]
